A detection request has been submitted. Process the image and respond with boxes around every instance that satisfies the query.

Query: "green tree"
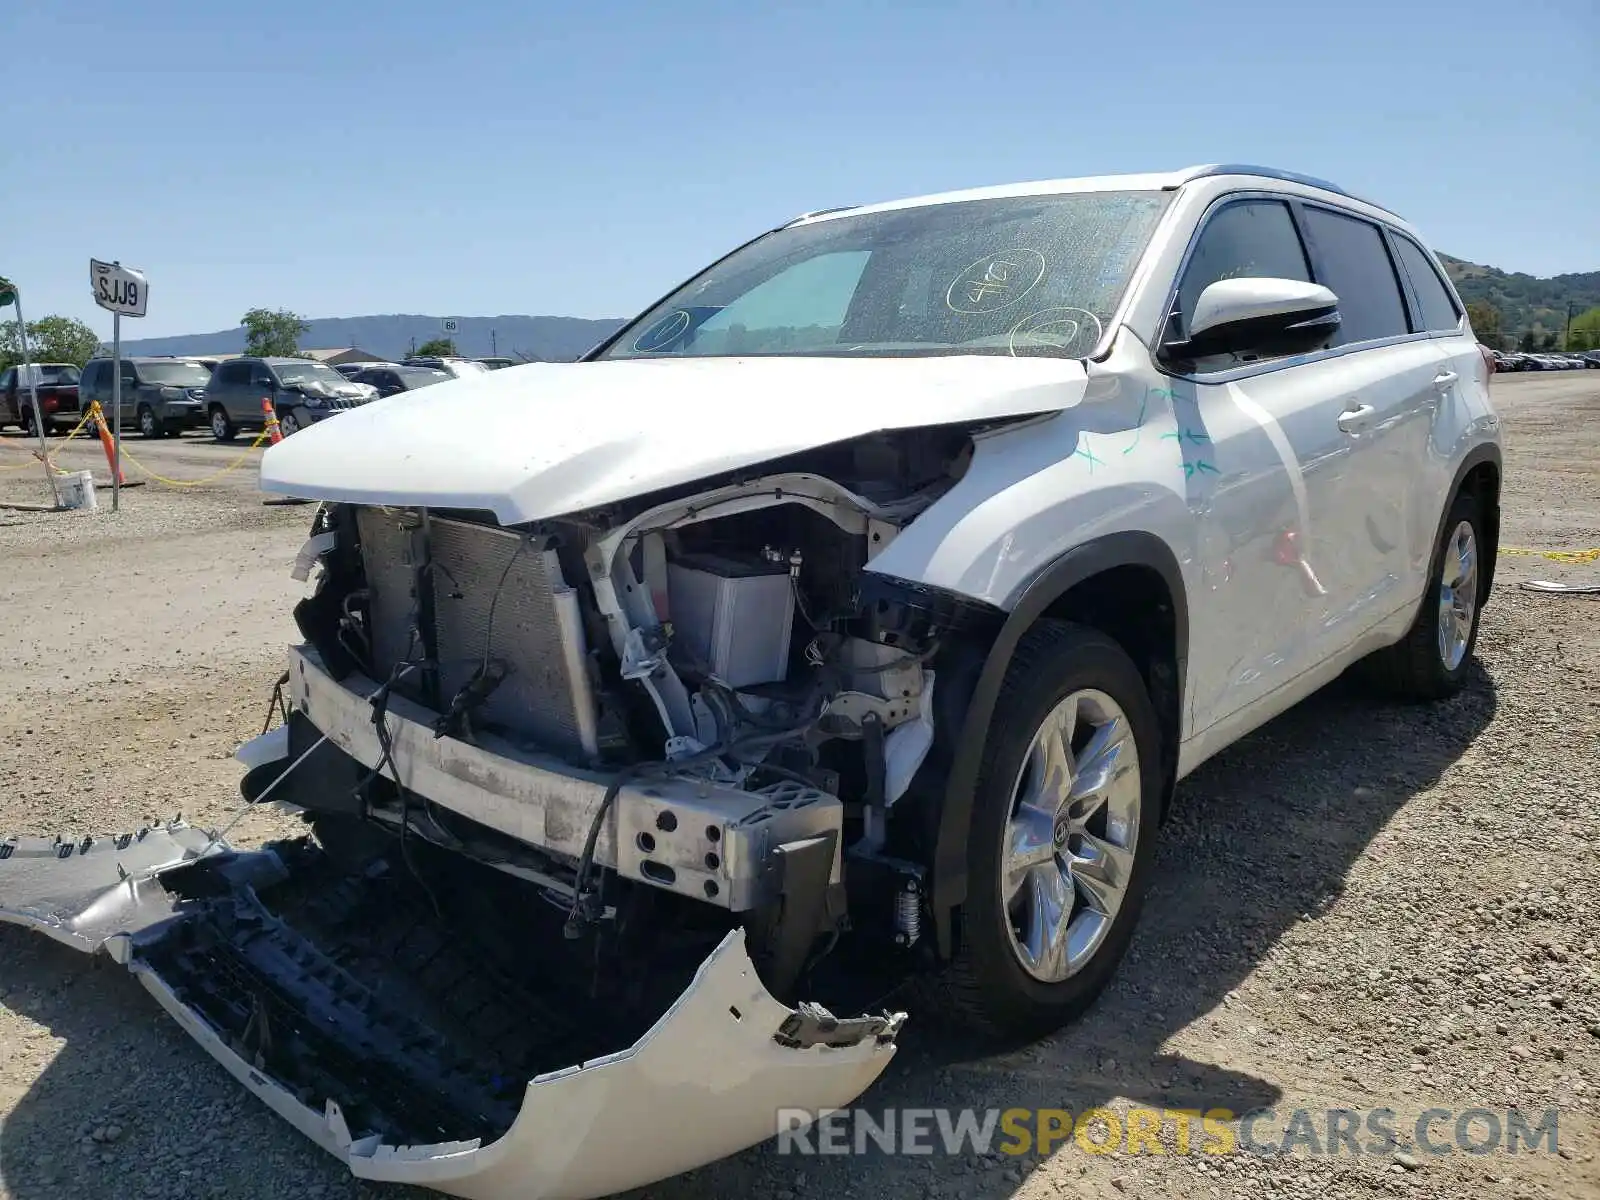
[1464,301,1502,349]
[241,308,310,357]
[414,337,455,357]
[30,315,101,366]
[1540,332,1559,351]
[1518,330,1537,352]
[1567,306,1600,350]
[0,314,102,371]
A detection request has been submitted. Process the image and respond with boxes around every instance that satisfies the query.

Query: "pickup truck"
[0,363,82,435]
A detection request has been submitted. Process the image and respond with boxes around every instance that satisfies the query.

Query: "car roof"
[791,163,1399,226]
[87,356,205,365]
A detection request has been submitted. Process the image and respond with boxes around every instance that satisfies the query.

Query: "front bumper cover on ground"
[0,825,905,1200]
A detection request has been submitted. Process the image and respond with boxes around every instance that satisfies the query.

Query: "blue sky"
[4,0,1595,340]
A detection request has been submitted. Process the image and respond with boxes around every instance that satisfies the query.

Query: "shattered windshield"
[600,190,1171,360]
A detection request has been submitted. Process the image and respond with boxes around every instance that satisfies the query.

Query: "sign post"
[0,279,61,506]
[442,317,459,354]
[89,259,148,512]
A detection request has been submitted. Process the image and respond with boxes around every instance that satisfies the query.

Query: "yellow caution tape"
[118,430,272,487]
[0,409,95,471]
[5,403,268,488]
[1501,546,1600,565]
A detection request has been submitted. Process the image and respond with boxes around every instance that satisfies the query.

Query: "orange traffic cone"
[262,397,283,445]
[88,403,129,485]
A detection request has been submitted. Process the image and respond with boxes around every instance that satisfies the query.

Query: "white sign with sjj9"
[90,259,148,317]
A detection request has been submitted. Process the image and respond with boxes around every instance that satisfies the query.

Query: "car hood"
[258,355,1089,523]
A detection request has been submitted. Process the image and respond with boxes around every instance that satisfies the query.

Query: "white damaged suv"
[1,165,1500,1199]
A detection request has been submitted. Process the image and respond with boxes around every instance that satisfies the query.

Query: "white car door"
[1388,230,1490,593]
[1159,196,1363,736]
[1293,205,1448,656]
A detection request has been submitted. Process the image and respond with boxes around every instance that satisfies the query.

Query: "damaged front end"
[0,425,1028,1198]
[0,824,901,1199]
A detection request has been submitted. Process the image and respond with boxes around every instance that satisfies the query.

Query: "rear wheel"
[940,620,1161,1040]
[210,405,235,442]
[19,407,36,438]
[1360,491,1483,700]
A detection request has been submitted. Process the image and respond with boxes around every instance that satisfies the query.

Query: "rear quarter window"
[1391,235,1462,333]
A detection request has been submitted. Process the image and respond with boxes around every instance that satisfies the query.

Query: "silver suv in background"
[401,355,492,379]
[80,356,211,437]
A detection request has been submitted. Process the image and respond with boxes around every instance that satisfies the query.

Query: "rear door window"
[1301,208,1410,345]
[1391,235,1462,333]
[217,361,250,387]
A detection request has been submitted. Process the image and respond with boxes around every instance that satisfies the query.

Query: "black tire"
[1360,491,1484,701]
[279,408,302,437]
[19,407,36,438]
[937,620,1163,1041]
[209,405,235,442]
[138,405,161,439]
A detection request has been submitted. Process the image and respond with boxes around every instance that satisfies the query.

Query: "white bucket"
[58,470,98,511]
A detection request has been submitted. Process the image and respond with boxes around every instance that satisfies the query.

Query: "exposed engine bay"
[274,427,990,1007]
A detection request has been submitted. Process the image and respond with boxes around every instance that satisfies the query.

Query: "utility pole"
[491,328,497,356]
[0,279,62,506]
[1565,303,1577,350]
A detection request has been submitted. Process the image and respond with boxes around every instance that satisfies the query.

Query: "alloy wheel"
[1437,520,1478,671]
[1001,688,1141,983]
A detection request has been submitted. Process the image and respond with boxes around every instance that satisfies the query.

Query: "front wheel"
[138,405,161,439]
[940,620,1162,1040]
[279,409,302,437]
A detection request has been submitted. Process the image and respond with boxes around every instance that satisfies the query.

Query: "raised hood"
[258,355,1088,524]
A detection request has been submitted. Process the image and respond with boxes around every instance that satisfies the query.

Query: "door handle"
[1337,403,1376,434]
[1433,371,1458,389]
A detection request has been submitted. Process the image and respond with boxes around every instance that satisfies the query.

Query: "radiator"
[354,508,600,759]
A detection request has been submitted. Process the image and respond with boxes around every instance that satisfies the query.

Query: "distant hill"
[1439,256,1600,343]
[118,314,627,363]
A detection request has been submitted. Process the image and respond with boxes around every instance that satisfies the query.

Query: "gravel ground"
[1,375,1597,1200]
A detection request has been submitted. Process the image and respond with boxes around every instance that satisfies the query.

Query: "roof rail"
[1175,164,1400,218]
[1177,164,1353,196]
[785,206,857,226]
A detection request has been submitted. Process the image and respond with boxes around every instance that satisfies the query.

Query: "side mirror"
[1161,278,1340,364]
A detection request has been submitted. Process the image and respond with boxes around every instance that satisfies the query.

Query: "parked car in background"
[0,363,81,435]
[79,356,211,438]
[476,356,516,370]
[1582,350,1600,368]
[331,363,371,379]
[350,363,452,397]
[402,355,492,379]
[203,356,379,440]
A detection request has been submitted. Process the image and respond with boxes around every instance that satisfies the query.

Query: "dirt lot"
[1,374,1597,1200]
